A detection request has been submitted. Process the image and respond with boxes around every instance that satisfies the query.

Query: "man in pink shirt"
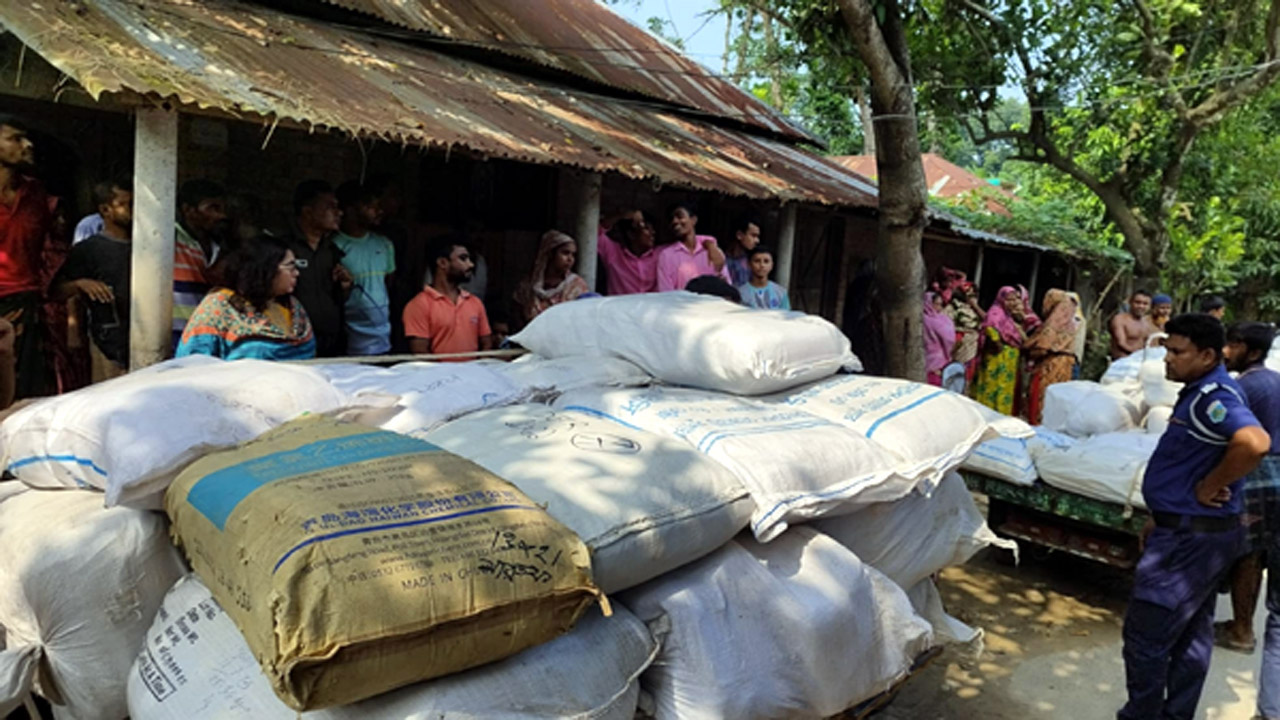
[597,210,658,295]
[656,202,729,292]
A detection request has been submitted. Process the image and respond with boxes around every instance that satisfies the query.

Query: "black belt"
[1151,511,1241,533]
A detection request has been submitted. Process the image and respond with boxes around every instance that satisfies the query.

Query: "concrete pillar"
[775,203,798,288]
[130,107,178,370]
[571,172,602,292]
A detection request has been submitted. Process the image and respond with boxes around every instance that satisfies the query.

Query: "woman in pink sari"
[970,286,1026,415]
[923,291,957,386]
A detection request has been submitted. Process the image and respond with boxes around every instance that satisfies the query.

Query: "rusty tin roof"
[2,0,877,207]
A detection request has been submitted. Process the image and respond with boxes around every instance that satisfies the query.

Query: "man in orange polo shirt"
[403,235,493,359]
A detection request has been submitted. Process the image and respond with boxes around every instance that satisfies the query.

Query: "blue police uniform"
[1119,363,1259,720]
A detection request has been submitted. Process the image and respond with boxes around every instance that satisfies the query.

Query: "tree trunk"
[722,9,732,75]
[871,97,929,382]
[857,84,876,155]
[837,0,927,381]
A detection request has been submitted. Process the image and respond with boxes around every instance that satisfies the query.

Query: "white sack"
[968,401,1037,440]
[622,527,934,720]
[486,355,653,402]
[908,578,982,648]
[317,361,526,434]
[1145,406,1174,435]
[424,406,752,592]
[1101,348,1148,386]
[961,437,1037,486]
[1138,335,1182,408]
[555,385,911,542]
[511,292,856,395]
[1,357,349,507]
[128,575,656,720]
[0,490,186,720]
[812,472,1014,589]
[1041,381,1141,438]
[1031,431,1159,508]
[765,375,991,482]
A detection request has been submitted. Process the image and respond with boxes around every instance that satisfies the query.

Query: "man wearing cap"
[1151,293,1173,332]
[1118,313,1271,720]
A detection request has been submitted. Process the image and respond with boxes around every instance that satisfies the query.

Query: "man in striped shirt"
[172,180,228,349]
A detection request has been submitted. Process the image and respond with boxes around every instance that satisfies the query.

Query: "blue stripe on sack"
[699,420,831,454]
[864,389,947,439]
[971,447,1035,472]
[272,503,538,573]
[8,454,109,478]
[561,405,646,432]
[752,467,891,537]
[187,431,437,531]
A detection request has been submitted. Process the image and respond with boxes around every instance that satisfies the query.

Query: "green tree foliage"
[920,0,1280,282]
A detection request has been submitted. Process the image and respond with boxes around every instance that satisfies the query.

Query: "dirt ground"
[879,544,1268,720]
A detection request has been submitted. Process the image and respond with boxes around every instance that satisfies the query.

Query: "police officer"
[1119,313,1272,720]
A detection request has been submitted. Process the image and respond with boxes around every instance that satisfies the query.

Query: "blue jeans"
[1259,535,1280,718]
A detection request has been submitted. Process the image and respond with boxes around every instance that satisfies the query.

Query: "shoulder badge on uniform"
[1207,399,1228,424]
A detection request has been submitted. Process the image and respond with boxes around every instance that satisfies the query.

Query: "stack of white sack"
[1030,430,1160,508]
[511,292,860,395]
[554,385,914,542]
[621,527,935,720]
[812,472,1016,591]
[0,356,350,507]
[127,575,656,720]
[1101,336,1182,417]
[1041,381,1143,438]
[483,354,653,402]
[762,374,998,485]
[0,487,186,719]
[424,405,753,593]
[316,361,526,436]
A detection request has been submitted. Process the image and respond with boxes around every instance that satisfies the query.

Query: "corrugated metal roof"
[1,0,877,208]
[312,0,815,143]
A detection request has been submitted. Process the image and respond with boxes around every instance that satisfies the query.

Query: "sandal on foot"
[1213,621,1257,653]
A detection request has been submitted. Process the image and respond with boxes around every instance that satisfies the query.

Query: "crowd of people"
[922,267,1087,425]
[1109,288,1226,359]
[0,112,797,399]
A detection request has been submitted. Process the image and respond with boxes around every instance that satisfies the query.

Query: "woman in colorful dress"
[514,230,590,323]
[176,235,315,360]
[1023,289,1081,424]
[971,286,1026,415]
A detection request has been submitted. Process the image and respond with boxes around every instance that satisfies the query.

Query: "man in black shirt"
[54,178,132,380]
[283,180,353,357]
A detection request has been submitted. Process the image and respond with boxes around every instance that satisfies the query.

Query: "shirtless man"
[1110,290,1155,359]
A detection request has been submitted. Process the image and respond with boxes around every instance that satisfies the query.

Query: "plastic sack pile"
[0,292,1020,720]
[957,333,1200,510]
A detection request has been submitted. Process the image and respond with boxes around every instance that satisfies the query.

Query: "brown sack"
[164,416,598,711]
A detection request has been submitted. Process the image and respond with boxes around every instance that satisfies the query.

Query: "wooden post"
[1028,250,1043,307]
[131,107,178,370]
[973,243,986,288]
[572,172,602,292]
[776,203,798,288]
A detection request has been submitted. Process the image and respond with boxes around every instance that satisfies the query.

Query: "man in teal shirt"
[333,181,395,355]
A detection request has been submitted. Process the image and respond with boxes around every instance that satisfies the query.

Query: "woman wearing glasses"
[176,235,315,360]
